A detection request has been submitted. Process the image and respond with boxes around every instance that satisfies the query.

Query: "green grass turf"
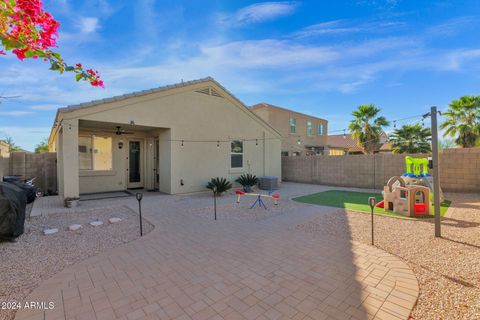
[293,190,451,219]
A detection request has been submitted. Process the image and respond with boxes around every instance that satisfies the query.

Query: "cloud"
[220,2,298,26]
[292,19,406,39]
[292,20,361,38]
[29,104,59,111]
[0,111,34,117]
[79,17,100,34]
[426,16,475,37]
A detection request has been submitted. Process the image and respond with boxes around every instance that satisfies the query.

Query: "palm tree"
[348,104,389,154]
[4,136,21,152]
[440,96,480,148]
[389,124,431,154]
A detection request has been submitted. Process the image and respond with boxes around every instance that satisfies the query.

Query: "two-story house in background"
[250,103,328,156]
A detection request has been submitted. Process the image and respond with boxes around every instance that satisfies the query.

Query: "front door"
[127,140,143,189]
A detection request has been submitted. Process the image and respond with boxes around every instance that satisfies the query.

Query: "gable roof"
[250,103,327,122]
[328,133,392,152]
[49,77,281,144]
[328,134,363,151]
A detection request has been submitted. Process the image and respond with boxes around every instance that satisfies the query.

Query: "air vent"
[211,88,224,98]
[195,88,210,95]
[195,87,224,98]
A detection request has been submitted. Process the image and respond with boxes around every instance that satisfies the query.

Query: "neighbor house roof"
[328,134,363,152]
[328,133,392,153]
[250,103,327,122]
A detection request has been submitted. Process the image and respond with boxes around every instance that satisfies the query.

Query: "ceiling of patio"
[79,119,162,132]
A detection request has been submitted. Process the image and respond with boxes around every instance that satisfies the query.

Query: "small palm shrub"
[206,177,232,195]
[235,174,258,192]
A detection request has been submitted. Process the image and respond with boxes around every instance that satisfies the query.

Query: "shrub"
[235,174,259,187]
[206,177,232,195]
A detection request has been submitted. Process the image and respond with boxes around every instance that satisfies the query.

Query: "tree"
[389,124,431,154]
[35,138,49,153]
[440,96,480,148]
[439,139,457,150]
[4,136,21,152]
[0,0,103,87]
[348,104,390,154]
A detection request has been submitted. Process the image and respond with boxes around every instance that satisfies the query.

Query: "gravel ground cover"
[295,192,480,320]
[0,205,154,320]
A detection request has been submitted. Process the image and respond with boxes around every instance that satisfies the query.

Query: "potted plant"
[206,177,232,196]
[235,174,259,193]
[64,197,80,208]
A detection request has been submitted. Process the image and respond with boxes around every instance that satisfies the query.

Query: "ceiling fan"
[115,126,134,135]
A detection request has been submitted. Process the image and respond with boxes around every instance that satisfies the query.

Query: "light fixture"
[255,139,258,147]
[118,141,124,149]
[181,140,184,147]
[297,138,301,145]
[217,141,220,148]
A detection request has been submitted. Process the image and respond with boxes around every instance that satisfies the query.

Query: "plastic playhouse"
[376,156,442,217]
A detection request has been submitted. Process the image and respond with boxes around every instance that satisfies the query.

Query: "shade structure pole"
[431,106,441,237]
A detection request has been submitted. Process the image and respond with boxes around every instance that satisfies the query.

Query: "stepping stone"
[43,228,58,235]
[68,224,82,231]
[90,221,103,227]
[109,217,122,224]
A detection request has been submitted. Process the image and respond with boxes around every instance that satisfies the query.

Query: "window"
[317,123,324,136]
[231,140,243,168]
[306,121,313,136]
[281,151,289,157]
[78,135,113,170]
[289,118,296,133]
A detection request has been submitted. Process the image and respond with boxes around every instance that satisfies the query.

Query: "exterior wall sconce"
[118,141,124,149]
[180,179,184,186]
[255,139,258,147]
[217,141,220,148]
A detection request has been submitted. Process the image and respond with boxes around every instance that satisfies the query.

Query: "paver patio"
[15,183,418,320]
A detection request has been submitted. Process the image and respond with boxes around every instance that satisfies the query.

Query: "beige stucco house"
[0,140,9,158]
[250,103,328,156]
[48,78,282,199]
[328,133,392,155]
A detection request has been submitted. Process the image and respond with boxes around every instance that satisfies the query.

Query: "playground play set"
[236,190,280,209]
[376,156,443,217]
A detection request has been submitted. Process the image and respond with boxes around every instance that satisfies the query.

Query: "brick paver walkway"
[15,184,419,320]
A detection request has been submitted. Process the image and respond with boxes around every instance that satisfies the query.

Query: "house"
[250,103,328,156]
[0,140,9,158]
[327,133,392,155]
[48,77,282,199]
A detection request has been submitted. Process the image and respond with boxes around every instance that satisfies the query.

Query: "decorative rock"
[89,221,103,227]
[43,228,58,235]
[68,224,82,231]
[109,217,122,224]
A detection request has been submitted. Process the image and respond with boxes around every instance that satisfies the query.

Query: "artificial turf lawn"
[293,190,451,219]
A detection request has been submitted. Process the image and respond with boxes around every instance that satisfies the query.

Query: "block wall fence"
[0,152,57,194]
[282,148,480,192]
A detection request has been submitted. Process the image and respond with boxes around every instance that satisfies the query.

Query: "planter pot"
[64,199,79,208]
[243,185,253,193]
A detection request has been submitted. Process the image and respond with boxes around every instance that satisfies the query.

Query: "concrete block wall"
[282,148,480,192]
[0,156,9,178]
[7,152,57,194]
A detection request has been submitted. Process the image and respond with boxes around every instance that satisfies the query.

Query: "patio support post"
[431,106,441,237]
[61,119,79,199]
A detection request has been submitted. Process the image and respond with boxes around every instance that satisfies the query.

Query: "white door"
[127,140,144,189]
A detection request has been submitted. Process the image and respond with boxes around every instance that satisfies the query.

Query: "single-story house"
[48,77,282,199]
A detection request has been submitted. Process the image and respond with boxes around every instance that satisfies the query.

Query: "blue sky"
[1,0,480,150]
